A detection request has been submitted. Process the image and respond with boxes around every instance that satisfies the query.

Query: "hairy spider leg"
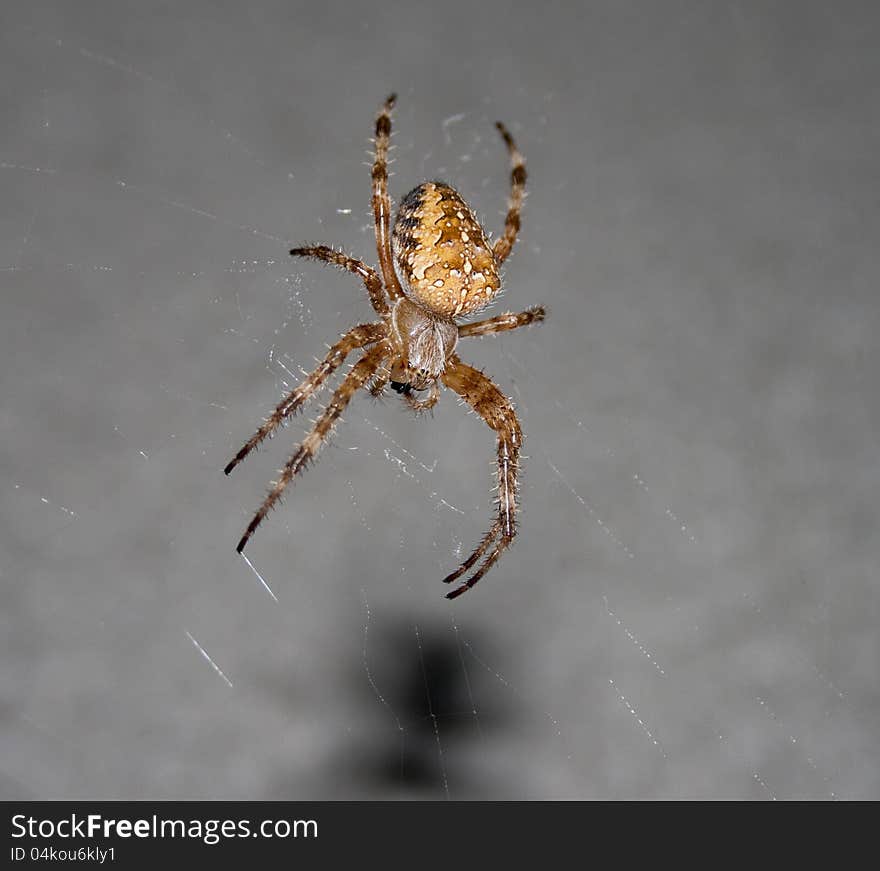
[492,121,527,265]
[441,358,522,598]
[459,306,546,338]
[224,323,385,476]
[290,245,390,317]
[235,343,388,552]
[371,93,405,302]
[368,362,392,398]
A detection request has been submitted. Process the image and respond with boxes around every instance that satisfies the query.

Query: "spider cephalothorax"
[225,94,545,598]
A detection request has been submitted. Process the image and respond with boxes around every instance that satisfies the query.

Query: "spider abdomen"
[392,182,499,319]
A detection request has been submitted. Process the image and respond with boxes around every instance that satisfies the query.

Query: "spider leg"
[371,93,405,302]
[290,245,390,317]
[459,306,546,339]
[492,121,526,265]
[236,343,388,553]
[440,357,522,598]
[368,361,391,398]
[224,323,385,476]
[445,519,503,582]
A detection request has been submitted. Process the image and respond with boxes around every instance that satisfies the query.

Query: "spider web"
[2,0,878,800]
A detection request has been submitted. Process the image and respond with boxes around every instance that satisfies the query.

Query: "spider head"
[392,182,500,320]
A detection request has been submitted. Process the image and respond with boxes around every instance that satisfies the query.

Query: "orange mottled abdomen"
[392,182,499,319]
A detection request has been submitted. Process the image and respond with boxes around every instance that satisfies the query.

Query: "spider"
[225,94,545,599]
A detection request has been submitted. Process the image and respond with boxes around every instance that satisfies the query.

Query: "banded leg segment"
[459,306,545,339]
[224,323,385,476]
[236,343,388,553]
[290,245,389,317]
[371,94,405,302]
[492,121,527,265]
[441,358,522,598]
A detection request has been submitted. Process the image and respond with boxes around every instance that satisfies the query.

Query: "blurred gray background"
[2,0,878,799]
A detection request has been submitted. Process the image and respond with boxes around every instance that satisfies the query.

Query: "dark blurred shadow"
[336,618,516,799]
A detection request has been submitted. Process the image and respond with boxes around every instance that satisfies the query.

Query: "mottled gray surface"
[2,0,878,799]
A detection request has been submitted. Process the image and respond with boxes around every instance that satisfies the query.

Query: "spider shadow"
[340,617,519,799]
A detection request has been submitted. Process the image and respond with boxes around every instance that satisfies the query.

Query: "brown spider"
[225,94,545,599]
